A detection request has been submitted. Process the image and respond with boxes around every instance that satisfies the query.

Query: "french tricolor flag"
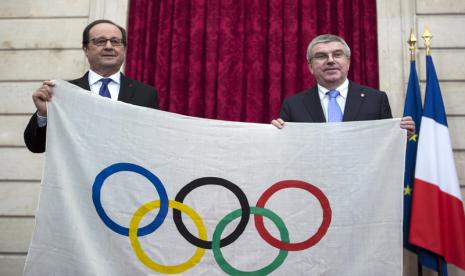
[409,55,465,270]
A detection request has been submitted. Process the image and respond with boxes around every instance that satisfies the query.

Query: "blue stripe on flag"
[423,56,448,126]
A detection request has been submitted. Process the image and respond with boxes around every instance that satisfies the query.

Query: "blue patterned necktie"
[327,90,343,122]
[99,78,112,98]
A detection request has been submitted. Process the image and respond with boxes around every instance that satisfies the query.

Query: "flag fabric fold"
[410,55,465,271]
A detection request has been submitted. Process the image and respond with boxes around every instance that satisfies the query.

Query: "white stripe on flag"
[414,117,461,199]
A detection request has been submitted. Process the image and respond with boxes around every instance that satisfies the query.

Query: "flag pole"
[421,25,443,276]
[422,27,432,56]
[407,29,423,276]
[408,29,417,61]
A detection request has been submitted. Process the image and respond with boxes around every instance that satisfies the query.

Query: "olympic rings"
[255,180,332,251]
[173,177,250,249]
[92,163,332,274]
[212,207,289,275]
[129,200,207,274]
[92,163,169,236]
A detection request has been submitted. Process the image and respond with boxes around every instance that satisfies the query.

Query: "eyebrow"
[314,49,345,54]
[91,36,123,39]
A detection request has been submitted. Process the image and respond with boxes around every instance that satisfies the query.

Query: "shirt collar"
[318,79,349,100]
[88,70,121,85]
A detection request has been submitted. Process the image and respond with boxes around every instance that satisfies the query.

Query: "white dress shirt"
[317,79,349,122]
[37,70,122,127]
[88,70,121,101]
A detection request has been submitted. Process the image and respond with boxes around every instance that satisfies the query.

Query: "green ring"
[212,207,289,275]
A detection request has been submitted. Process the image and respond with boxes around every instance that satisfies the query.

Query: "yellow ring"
[129,200,207,274]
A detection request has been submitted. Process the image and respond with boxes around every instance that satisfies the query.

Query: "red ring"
[254,180,331,251]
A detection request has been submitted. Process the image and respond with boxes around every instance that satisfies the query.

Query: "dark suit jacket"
[280,81,392,122]
[24,72,159,153]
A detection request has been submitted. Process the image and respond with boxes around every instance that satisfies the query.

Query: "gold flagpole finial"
[408,29,417,61]
[422,27,433,56]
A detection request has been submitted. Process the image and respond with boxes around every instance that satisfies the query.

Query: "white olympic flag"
[24,80,405,275]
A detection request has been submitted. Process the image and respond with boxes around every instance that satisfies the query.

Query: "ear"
[308,62,315,75]
[83,46,89,57]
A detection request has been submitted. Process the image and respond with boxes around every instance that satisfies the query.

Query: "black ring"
[173,177,250,249]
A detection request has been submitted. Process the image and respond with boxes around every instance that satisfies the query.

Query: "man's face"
[83,23,126,76]
[308,41,350,89]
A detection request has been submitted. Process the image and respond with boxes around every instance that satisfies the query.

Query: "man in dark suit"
[24,19,159,153]
[272,34,415,135]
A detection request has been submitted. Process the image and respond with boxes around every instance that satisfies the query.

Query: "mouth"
[101,50,116,56]
[324,67,339,72]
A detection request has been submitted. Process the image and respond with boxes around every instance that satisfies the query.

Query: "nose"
[326,53,336,63]
[104,40,113,49]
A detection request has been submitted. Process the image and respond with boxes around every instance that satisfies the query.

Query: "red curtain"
[126,0,378,123]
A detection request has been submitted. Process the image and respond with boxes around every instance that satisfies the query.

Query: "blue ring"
[92,163,168,236]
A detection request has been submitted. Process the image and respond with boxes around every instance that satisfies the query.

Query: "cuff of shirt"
[36,113,47,127]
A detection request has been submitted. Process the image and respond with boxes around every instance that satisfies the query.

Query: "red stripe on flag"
[410,178,465,270]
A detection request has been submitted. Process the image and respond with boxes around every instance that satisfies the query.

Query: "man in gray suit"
[272,34,415,135]
[24,19,159,153]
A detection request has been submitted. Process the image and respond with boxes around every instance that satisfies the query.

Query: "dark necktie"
[327,90,343,122]
[99,78,112,98]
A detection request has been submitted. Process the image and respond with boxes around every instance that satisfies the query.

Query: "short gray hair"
[306,34,351,62]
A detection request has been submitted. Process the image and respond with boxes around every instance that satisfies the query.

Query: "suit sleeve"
[132,82,159,109]
[151,87,159,109]
[380,91,393,119]
[279,98,291,121]
[24,113,47,153]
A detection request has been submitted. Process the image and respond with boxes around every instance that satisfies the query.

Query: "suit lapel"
[343,82,366,121]
[70,72,91,91]
[303,86,326,122]
[70,72,135,103]
[118,74,135,103]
